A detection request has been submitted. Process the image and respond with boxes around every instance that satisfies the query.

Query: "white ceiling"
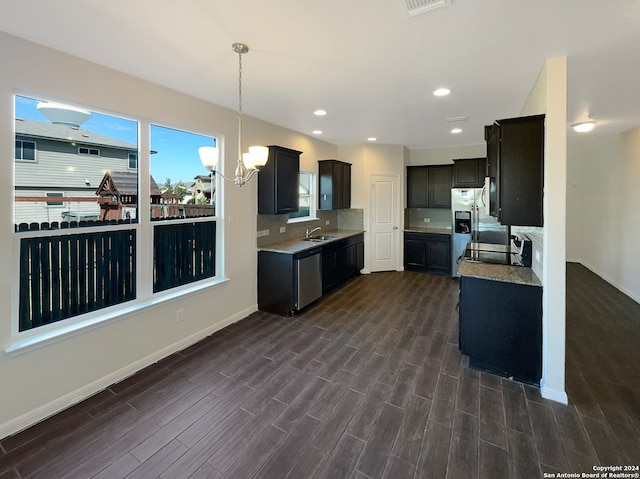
[2,0,640,149]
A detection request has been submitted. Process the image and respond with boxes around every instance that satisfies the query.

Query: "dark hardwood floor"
[1,263,639,478]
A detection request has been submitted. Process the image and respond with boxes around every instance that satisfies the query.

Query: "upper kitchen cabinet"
[318,160,351,210]
[258,145,301,215]
[485,115,544,226]
[407,165,452,208]
[452,158,487,188]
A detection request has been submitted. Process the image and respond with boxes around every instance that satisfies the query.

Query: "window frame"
[78,146,100,156]
[287,170,316,223]
[45,192,64,207]
[15,139,36,161]
[128,152,137,169]
[10,94,226,351]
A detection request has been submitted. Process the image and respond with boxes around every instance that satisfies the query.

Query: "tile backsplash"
[257,209,364,247]
[512,225,543,284]
[405,208,452,230]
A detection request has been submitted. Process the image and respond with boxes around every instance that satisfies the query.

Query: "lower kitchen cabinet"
[258,234,364,316]
[322,234,364,294]
[403,232,451,275]
[459,276,542,385]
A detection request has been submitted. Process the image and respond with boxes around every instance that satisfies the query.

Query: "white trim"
[541,381,569,404]
[0,303,255,439]
[574,259,640,305]
[6,277,230,356]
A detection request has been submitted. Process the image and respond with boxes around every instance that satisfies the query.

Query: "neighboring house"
[14,117,138,225]
[192,174,215,204]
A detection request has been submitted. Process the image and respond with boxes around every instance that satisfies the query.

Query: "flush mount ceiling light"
[433,88,451,97]
[402,0,451,16]
[199,42,268,187]
[314,109,327,116]
[572,121,596,133]
[367,137,377,142]
[312,130,323,135]
[451,128,463,134]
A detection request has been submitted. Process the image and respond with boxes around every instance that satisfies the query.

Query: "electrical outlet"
[535,251,541,262]
[423,218,431,223]
[325,220,330,225]
[280,226,286,233]
[176,309,184,323]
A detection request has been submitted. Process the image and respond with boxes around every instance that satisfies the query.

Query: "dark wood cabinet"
[452,158,487,188]
[407,165,452,208]
[485,115,544,226]
[318,160,351,209]
[258,145,301,215]
[403,232,451,275]
[459,276,542,385]
[322,234,364,294]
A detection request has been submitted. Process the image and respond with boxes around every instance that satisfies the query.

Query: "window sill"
[5,277,230,357]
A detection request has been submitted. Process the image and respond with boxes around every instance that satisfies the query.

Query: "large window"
[13,95,222,335]
[288,171,315,221]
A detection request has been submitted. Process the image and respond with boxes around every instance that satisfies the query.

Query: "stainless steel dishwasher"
[295,247,323,311]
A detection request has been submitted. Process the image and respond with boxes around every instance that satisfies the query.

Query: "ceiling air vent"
[402,0,450,16]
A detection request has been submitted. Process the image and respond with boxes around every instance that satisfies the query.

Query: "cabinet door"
[452,158,486,188]
[404,236,427,269]
[428,165,452,208]
[274,148,300,213]
[407,166,429,208]
[258,146,300,214]
[499,115,544,226]
[322,248,337,293]
[426,236,451,275]
[485,125,500,218]
[341,163,351,209]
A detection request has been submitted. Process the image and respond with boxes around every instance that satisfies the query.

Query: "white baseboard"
[541,381,569,404]
[573,259,640,305]
[0,305,256,440]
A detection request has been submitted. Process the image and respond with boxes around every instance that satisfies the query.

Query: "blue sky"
[15,95,215,185]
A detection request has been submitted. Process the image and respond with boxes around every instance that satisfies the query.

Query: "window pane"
[14,95,139,227]
[150,124,217,221]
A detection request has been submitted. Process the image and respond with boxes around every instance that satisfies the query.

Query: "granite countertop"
[257,229,365,254]
[404,226,452,235]
[458,261,542,287]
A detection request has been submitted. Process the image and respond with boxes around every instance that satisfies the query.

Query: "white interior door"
[370,175,399,272]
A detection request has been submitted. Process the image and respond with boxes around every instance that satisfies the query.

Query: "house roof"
[96,171,162,197]
[15,118,137,151]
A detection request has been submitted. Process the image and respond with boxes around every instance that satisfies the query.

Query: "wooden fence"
[19,228,136,332]
[153,221,216,293]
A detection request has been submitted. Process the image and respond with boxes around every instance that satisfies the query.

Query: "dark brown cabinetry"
[485,115,544,226]
[258,234,364,316]
[452,158,487,188]
[403,232,451,275]
[459,276,542,385]
[258,145,301,215]
[318,160,351,209]
[406,165,452,208]
[322,234,364,294]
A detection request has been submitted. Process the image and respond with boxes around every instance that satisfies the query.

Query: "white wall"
[338,143,406,272]
[521,57,568,404]
[567,129,640,303]
[409,144,486,166]
[0,32,337,438]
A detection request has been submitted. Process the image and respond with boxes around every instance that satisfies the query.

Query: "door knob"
[393,226,399,230]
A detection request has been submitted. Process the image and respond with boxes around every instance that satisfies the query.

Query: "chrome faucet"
[306,226,321,238]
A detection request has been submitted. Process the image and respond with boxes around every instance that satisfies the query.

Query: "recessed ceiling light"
[451,128,463,134]
[314,109,327,116]
[312,130,323,135]
[367,137,377,142]
[433,88,451,97]
[572,121,595,133]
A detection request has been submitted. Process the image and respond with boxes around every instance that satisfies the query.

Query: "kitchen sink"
[303,235,336,242]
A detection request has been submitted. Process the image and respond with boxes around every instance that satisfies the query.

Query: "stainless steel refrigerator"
[451,177,508,276]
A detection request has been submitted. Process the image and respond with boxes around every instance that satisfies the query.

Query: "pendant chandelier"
[199,43,269,187]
